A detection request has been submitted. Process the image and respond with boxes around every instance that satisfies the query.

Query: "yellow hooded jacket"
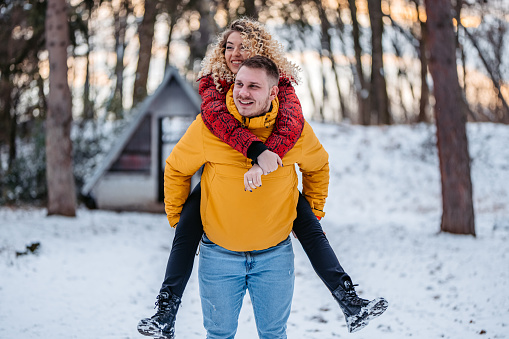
[164,86,329,251]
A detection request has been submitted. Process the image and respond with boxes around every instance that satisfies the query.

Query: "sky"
[1,121,508,338]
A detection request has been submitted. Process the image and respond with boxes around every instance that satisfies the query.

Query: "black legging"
[160,182,348,297]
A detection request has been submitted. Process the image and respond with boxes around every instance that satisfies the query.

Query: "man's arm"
[164,118,207,227]
[297,122,330,219]
[200,76,299,174]
[199,76,261,158]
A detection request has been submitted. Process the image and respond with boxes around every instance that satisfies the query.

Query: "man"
[163,56,329,338]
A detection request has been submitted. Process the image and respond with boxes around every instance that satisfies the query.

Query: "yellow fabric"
[164,86,329,251]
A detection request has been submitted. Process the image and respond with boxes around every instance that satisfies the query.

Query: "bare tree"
[162,0,182,71]
[109,0,132,119]
[367,0,391,124]
[333,4,352,121]
[187,0,217,73]
[45,0,77,216]
[317,2,346,122]
[463,27,509,122]
[413,0,431,123]
[132,0,159,106]
[424,0,475,235]
[1,2,46,169]
[348,0,370,124]
[0,78,14,169]
[243,0,258,19]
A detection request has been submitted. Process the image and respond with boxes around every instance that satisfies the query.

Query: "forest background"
[0,0,507,227]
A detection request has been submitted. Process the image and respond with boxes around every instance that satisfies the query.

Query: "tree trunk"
[367,0,391,125]
[348,0,370,125]
[297,30,317,115]
[162,0,181,70]
[83,50,93,120]
[111,0,130,118]
[318,2,346,122]
[133,0,158,107]
[334,7,351,121]
[243,0,258,19]
[188,0,215,71]
[424,0,475,236]
[45,0,76,216]
[164,14,176,71]
[0,78,15,170]
[414,0,430,123]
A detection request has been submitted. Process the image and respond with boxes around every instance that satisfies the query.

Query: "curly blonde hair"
[199,17,300,92]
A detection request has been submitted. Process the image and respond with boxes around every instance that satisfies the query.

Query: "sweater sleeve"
[199,75,261,158]
[199,75,305,160]
[265,77,305,158]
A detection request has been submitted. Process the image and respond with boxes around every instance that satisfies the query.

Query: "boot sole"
[137,318,174,339]
[347,297,389,333]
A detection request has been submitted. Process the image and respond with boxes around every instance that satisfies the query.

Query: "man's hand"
[256,150,283,175]
[244,164,263,192]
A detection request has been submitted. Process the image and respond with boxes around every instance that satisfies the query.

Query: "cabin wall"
[91,173,163,212]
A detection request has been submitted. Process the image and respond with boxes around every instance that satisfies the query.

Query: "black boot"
[332,277,388,333]
[137,292,181,339]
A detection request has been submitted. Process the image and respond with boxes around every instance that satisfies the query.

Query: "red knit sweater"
[198,75,304,159]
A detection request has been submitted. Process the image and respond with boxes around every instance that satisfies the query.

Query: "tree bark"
[424,0,475,235]
[132,0,158,107]
[0,78,15,169]
[188,0,215,71]
[164,13,176,71]
[318,2,346,122]
[162,0,181,70]
[45,0,76,216]
[243,0,258,19]
[414,0,430,123]
[348,0,370,125]
[111,0,130,118]
[367,0,391,125]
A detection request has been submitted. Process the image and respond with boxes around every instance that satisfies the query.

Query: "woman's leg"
[160,182,204,298]
[138,183,204,338]
[292,193,348,292]
[293,193,388,332]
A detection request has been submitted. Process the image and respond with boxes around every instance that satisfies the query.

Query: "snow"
[1,122,508,339]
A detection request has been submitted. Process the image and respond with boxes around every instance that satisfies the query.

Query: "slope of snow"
[1,122,508,339]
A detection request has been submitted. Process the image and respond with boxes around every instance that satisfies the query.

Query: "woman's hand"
[256,150,282,175]
[244,164,263,192]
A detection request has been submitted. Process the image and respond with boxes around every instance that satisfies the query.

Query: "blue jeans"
[198,234,294,339]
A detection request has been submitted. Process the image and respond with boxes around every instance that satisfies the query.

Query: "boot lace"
[153,294,172,318]
[344,284,367,306]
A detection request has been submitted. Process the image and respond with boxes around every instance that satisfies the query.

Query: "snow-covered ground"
[1,122,508,339]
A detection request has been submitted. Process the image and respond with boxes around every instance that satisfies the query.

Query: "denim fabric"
[198,234,294,339]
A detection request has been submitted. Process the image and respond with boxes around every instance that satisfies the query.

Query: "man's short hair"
[239,56,280,87]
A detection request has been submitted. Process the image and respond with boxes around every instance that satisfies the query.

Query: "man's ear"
[269,85,279,101]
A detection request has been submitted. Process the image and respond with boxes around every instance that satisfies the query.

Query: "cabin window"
[110,116,151,173]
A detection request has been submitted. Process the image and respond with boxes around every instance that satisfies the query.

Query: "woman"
[138,18,387,339]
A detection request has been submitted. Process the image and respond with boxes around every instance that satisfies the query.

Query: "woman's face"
[224,31,251,74]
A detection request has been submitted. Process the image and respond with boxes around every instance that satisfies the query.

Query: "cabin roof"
[81,67,201,195]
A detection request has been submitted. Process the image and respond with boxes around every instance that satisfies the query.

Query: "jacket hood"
[226,85,279,129]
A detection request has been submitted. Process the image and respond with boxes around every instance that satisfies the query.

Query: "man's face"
[233,66,278,118]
